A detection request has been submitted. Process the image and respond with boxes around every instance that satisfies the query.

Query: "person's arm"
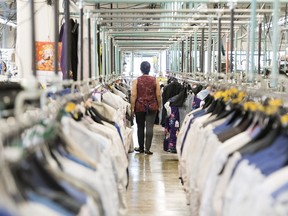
[156,79,161,111]
[130,79,137,114]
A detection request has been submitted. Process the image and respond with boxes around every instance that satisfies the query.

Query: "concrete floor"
[126,124,190,216]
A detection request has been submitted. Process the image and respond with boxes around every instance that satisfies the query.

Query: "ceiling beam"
[89,8,274,14]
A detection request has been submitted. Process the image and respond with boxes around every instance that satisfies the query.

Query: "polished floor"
[126,124,190,216]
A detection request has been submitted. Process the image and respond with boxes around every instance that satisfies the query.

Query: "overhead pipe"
[89,8,273,14]
[110,31,225,36]
[119,47,170,49]
[105,26,242,30]
[97,14,258,19]
[116,40,176,43]
[114,37,177,40]
[110,32,192,35]
[116,45,172,48]
[99,19,249,24]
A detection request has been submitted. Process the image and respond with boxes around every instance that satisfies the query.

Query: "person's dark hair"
[140,61,150,74]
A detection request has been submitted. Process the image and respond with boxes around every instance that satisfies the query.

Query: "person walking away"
[131,61,161,155]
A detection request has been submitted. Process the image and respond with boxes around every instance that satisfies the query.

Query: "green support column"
[119,51,121,76]
[234,30,238,73]
[105,33,110,81]
[173,44,177,73]
[185,37,188,72]
[263,22,267,68]
[115,45,118,76]
[194,32,197,72]
[246,23,250,79]
[101,30,105,80]
[177,42,181,73]
[271,0,280,87]
[212,36,216,73]
[93,19,98,79]
[131,51,134,78]
[249,0,256,82]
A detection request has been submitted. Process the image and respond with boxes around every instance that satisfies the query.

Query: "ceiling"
[85,2,287,53]
[0,1,287,53]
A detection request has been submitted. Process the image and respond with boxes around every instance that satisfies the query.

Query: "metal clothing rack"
[22,0,288,94]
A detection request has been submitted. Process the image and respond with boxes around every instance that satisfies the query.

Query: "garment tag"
[175,120,180,128]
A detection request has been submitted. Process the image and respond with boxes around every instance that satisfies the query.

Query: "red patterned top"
[135,75,158,113]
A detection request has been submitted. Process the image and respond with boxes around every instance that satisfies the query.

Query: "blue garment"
[271,181,288,198]
[167,106,180,151]
[213,112,240,135]
[192,97,202,110]
[27,191,74,216]
[197,89,210,100]
[114,123,124,144]
[57,146,96,171]
[65,154,96,171]
[249,126,262,139]
[59,181,87,204]
[180,109,206,155]
[0,208,13,216]
[243,134,288,176]
[213,119,233,134]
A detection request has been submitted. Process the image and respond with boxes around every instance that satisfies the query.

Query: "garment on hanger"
[161,79,182,126]
[162,80,209,153]
[0,80,133,216]
[177,87,288,216]
[59,19,78,80]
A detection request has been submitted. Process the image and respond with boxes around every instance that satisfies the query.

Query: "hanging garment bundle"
[177,86,288,216]
[162,79,210,153]
[0,81,133,216]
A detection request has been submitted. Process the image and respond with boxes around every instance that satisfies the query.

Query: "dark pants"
[135,111,157,151]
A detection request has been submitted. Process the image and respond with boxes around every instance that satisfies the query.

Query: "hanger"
[71,19,79,33]
[0,81,23,118]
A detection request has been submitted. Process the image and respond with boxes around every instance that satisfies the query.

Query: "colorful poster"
[35,41,62,71]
